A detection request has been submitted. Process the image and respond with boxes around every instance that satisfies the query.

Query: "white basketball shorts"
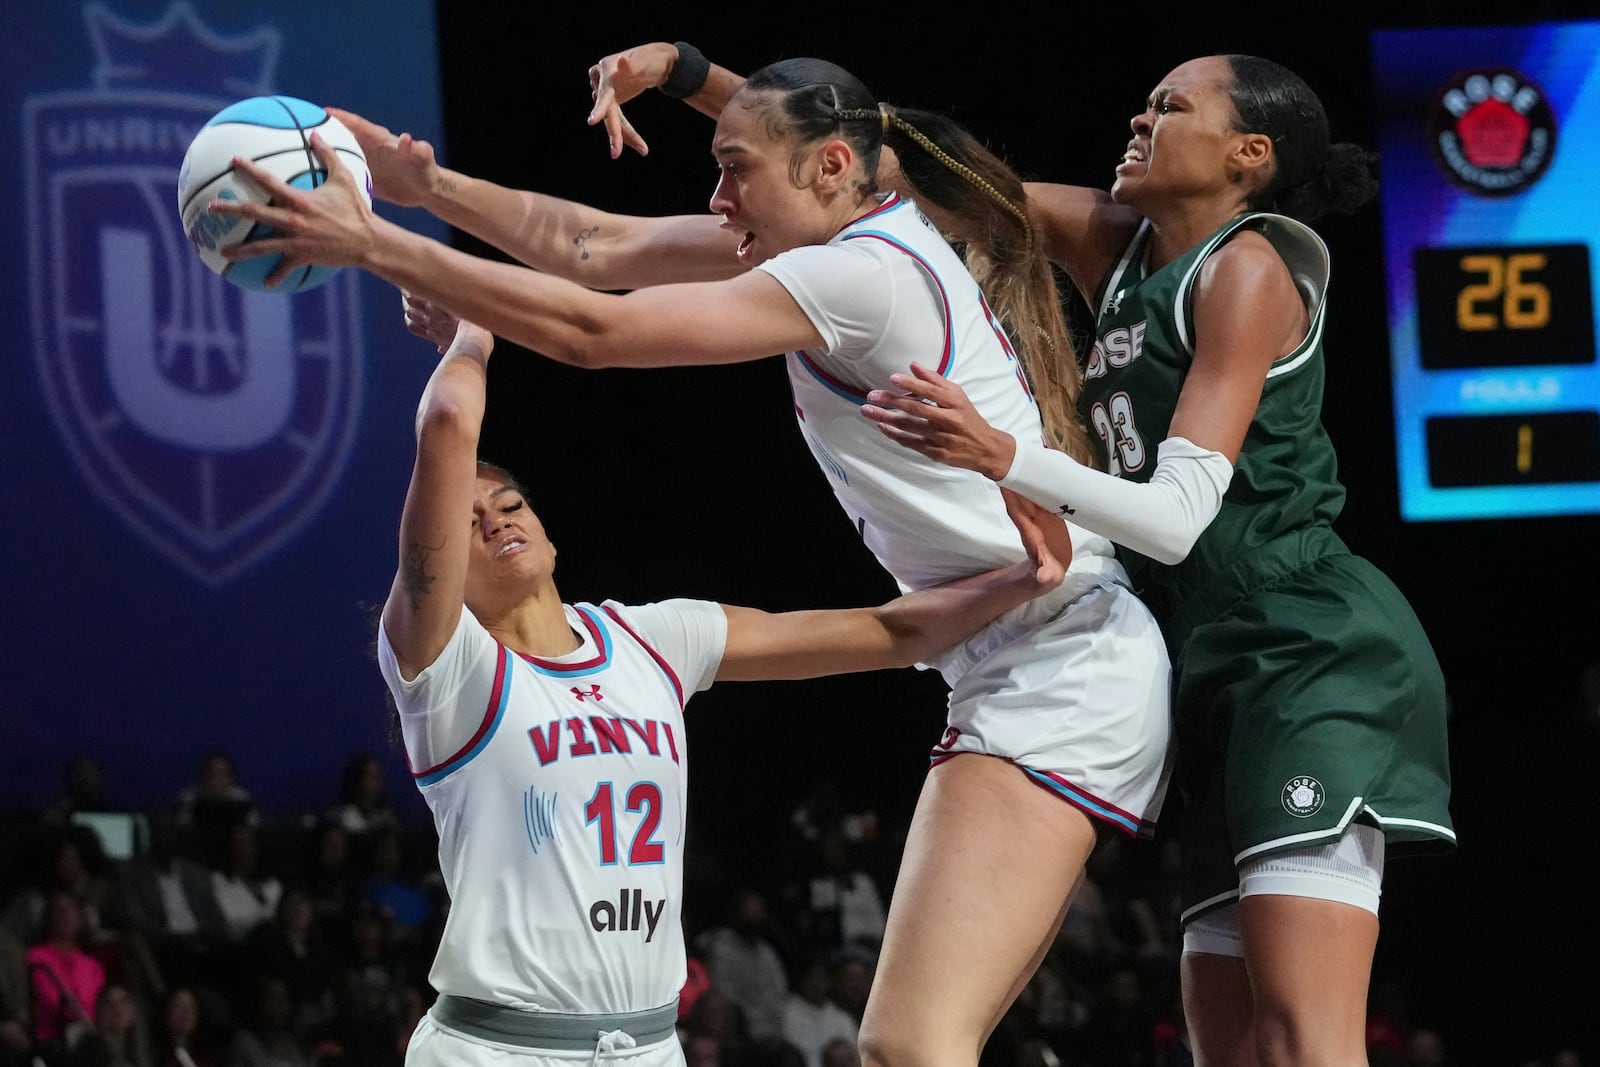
[931,578,1173,838]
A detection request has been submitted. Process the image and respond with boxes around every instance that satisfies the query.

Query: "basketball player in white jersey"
[213,55,1172,1067]
[387,313,1065,1067]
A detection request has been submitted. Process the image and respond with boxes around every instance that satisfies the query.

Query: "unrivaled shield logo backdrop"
[2,2,447,814]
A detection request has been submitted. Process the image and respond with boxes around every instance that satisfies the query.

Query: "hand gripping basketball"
[209,132,377,290]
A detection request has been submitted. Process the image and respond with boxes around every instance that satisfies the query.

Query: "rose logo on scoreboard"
[23,3,364,586]
[1426,66,1557,197]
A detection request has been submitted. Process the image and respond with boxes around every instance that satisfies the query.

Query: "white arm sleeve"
[997,436,1234,565]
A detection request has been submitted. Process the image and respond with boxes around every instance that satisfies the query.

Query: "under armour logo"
[1057,504,1076,516]
[572,684,604,702]
[1107,290,1124,315]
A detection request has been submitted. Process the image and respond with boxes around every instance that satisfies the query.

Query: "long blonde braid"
[844,103,1098,468]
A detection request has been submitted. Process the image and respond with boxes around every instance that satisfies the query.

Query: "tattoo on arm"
[573,225,599,260]
[401,537,445,612]
[439,176,458,196]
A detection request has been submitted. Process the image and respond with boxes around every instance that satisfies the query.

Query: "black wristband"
[659,42,711,100]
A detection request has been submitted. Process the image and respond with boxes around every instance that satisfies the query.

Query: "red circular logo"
[1427,67,1556,197]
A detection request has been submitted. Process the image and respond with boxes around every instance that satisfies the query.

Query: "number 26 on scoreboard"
[1413,242,1594,369]
[1455,252,1549,331]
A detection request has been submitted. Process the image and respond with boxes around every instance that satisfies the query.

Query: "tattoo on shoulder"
[401,537,446,612]
[573,224,599,260]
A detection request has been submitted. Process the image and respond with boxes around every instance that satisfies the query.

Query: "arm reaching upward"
[327,106,743,290]
[381,321,491,680]
[586,41,747,158]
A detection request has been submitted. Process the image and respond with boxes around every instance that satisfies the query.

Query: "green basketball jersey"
[1079,212,1348,643]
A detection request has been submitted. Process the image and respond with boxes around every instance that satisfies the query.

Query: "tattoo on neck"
[573,225,599,260]
[401,538,445,611]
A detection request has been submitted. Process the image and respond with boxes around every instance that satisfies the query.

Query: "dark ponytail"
[1225,54,1377,222]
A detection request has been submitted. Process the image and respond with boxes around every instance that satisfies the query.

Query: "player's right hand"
[212,132,374,289]
[327,107,441,208]
[587,42,677,158]
[1002,488,1073,584]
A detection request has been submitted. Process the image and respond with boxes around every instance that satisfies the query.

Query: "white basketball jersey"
[377,599,725,1015]
[758,195,1123,598]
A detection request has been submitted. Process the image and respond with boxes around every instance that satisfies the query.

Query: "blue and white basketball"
[177,95,371,293]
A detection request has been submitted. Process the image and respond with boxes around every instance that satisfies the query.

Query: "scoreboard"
[1372,20,1600,521]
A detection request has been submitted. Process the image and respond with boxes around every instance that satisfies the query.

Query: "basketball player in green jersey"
[852,54,1456,1067]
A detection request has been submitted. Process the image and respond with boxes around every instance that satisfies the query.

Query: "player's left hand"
[587,42,676,159]
[401,290,461,352]
[327,107,439,208]
[209,132,375,289]
[862,362,1019,481]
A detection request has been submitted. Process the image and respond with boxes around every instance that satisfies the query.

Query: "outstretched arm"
[327,107,743,289]
[210,137,822,369]
[715,551,1065,683]
[381,321,490,681]
[587,41,747,158]
[1022,181,1142,308]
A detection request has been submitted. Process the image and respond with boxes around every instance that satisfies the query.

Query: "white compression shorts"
[1181,822,1385,957]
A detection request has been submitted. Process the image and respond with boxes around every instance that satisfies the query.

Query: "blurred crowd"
[0,751,1585,1067]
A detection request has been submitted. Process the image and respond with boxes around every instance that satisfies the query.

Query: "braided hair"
[736,59,1097,468]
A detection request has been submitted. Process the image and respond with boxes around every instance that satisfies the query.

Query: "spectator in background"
[4,829,116,951]
[819,1036,859,1067]
[175,753,258,874]
[243,891,334,1036]
[682,1031,724,1067]
[319,910,405,1067]
[698,889,790,1044]
[225,975,310,1067]
[299,824,356,948]
[43,757,111,828]
[678,955,712,1026]
[323,757,398,839]
[0,928,31,1067]
[781,956,857,1067]
[152,987,219,1067]
[27,890,105,1055]
[1404,1028,1449,1067]
[355,831,430,942]
[824,952,872,1027]
[796,828,886,957]
[679,986,745,1067]
[79,982,154,1067]
[1054,863,1127,987]
[112,811,227,994]
[209,825,281,945]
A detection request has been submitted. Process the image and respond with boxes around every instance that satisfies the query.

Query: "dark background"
[415,1,1600,1059]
